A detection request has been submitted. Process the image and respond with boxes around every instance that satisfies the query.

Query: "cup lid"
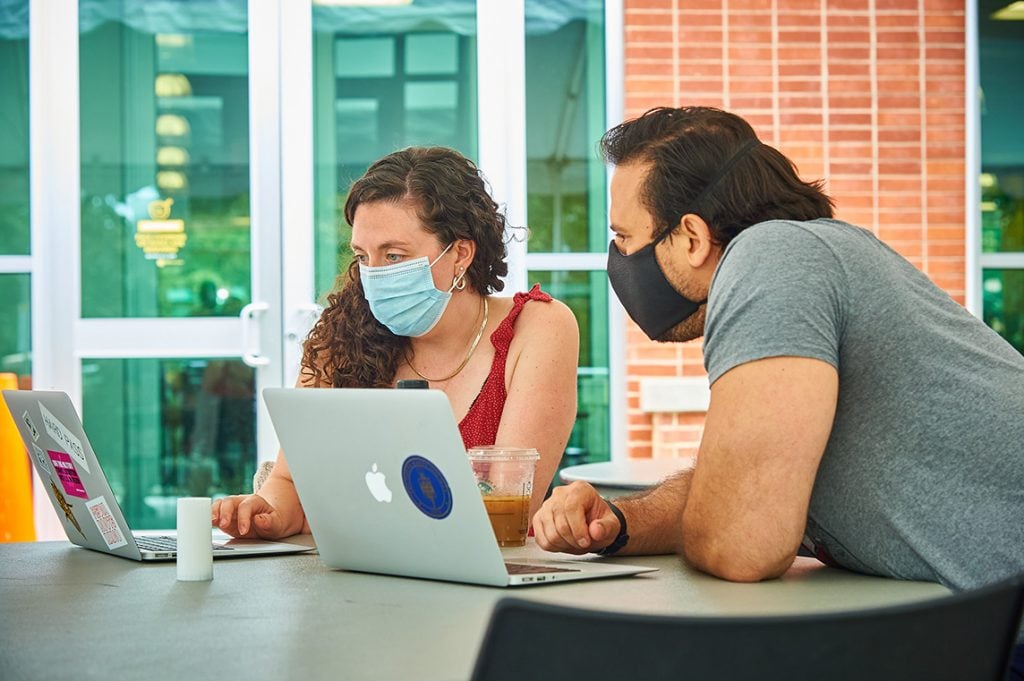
[466,446,540,461]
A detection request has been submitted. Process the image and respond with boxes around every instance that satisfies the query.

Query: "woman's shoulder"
[508,286,578,342]
[503,287,579,383]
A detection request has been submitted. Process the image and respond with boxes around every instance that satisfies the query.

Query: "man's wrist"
[595,497,630,556]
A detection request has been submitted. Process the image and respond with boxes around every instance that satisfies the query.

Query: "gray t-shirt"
[704,218,1024,591]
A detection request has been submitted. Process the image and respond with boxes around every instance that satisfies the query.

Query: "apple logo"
[365,463,392,503]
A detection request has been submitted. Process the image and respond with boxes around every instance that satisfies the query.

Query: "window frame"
[968,1,1024,338]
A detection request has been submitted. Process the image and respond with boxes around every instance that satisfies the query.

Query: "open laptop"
[2,390,313,561]
[263,387,657,587]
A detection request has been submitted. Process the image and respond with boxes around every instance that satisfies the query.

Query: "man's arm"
[681,355,837,581]
[533,470,693,556]
[614,470,694,554]
[535,355,837,580]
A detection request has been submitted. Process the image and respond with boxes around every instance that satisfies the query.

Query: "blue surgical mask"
[359,243,460,337]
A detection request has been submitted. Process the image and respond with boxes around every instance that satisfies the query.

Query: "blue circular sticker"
[401,455,453,520]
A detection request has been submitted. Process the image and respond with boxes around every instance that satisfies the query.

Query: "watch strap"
[595,497,629,556]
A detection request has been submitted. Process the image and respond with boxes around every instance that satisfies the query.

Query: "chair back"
[470,577,1024,681]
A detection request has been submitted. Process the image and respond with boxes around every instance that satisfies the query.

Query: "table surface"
[559,458,696,489]
[0,537,949,681]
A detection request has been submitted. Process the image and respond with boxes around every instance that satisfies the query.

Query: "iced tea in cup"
[467,447,539,547]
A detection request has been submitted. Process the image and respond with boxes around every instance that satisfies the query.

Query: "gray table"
[0,538,949,681]
[559,458,695,497]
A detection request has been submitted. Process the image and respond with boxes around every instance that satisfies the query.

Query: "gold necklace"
[404,297,489,383]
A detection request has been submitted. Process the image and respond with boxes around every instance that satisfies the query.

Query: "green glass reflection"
[529,270,610,467]
[312,1,478,299]
[79,1,252,318]
[82,357,256,529]
[525,1,606,254]
[982,269,1024,355]
[980,172,1024,254]
[0,274,31,380]
[0,1,30,255]
[978,3,1023,355]
[979,2,1024,255]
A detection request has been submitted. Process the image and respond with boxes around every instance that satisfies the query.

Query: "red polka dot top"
[457,284,552,448]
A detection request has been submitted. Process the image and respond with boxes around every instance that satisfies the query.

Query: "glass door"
[80,0,285,529]
[281,1,483,393]
[32,0,286,531]
[524,1,612,468]
[307,0,479,302]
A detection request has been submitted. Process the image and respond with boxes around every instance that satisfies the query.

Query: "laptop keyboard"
[134,535,235,552]
[505,562,580,575]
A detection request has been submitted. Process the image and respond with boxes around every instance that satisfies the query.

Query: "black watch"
[595,497,629,556]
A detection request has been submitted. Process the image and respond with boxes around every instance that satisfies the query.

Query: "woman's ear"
[453,239,476,275]
[677,214,714,268]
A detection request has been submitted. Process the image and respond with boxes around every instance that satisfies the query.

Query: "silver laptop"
[2,390,313,561]
[263,387,657,587]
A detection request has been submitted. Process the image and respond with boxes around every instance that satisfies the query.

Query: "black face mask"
[606,137,761,340]
[607,232,706,340]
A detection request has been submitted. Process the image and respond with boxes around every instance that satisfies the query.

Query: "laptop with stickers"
[262,387,657,587]
[2,390,313,561]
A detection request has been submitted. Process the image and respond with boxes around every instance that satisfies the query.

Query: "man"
[533,106,1024,633]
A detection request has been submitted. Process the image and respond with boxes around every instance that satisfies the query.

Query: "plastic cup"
[467,447,539,547]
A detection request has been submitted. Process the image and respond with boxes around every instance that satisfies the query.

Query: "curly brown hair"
[300,147,510,388]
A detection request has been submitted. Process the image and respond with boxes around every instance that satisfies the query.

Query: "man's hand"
[211,494,289,539]
[532,481,621,554]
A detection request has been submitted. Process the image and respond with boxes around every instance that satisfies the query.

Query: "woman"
[212,147,579,539]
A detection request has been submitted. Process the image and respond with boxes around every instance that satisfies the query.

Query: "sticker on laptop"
[22,411,40,441]
[86,496,128,549]
[48,450,88,499]
[401,455,453,520]
[39,402,89,473]
[49,479,86,538]
[30,442,48,469]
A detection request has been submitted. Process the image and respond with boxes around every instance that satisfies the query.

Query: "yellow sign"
[148,197,174,219]
[135,197,187,262]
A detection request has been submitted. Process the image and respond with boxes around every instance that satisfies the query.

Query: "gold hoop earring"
[452,270,467,291]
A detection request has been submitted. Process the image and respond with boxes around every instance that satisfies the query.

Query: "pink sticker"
[48,450,88,499]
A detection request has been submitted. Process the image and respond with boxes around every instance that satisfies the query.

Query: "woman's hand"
[211,494,290,539]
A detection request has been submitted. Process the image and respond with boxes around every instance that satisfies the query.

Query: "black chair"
[470,578,1024,681]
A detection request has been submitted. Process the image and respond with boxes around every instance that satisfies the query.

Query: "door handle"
[239,301,271,367]
[286,303,324,342]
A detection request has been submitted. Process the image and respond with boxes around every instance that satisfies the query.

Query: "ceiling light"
[156,171,188,191]
[992,1,1024,20]
[157,147,190,166]
[155,74,192,98]
[155,34,192,48]
[313,0,412,6]
[156,115,190,137]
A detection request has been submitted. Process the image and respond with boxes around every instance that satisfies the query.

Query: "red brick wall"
[621,0,967,459]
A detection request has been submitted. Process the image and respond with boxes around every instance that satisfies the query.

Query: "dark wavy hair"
[600,106,834,246]
[300,146,509,388]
